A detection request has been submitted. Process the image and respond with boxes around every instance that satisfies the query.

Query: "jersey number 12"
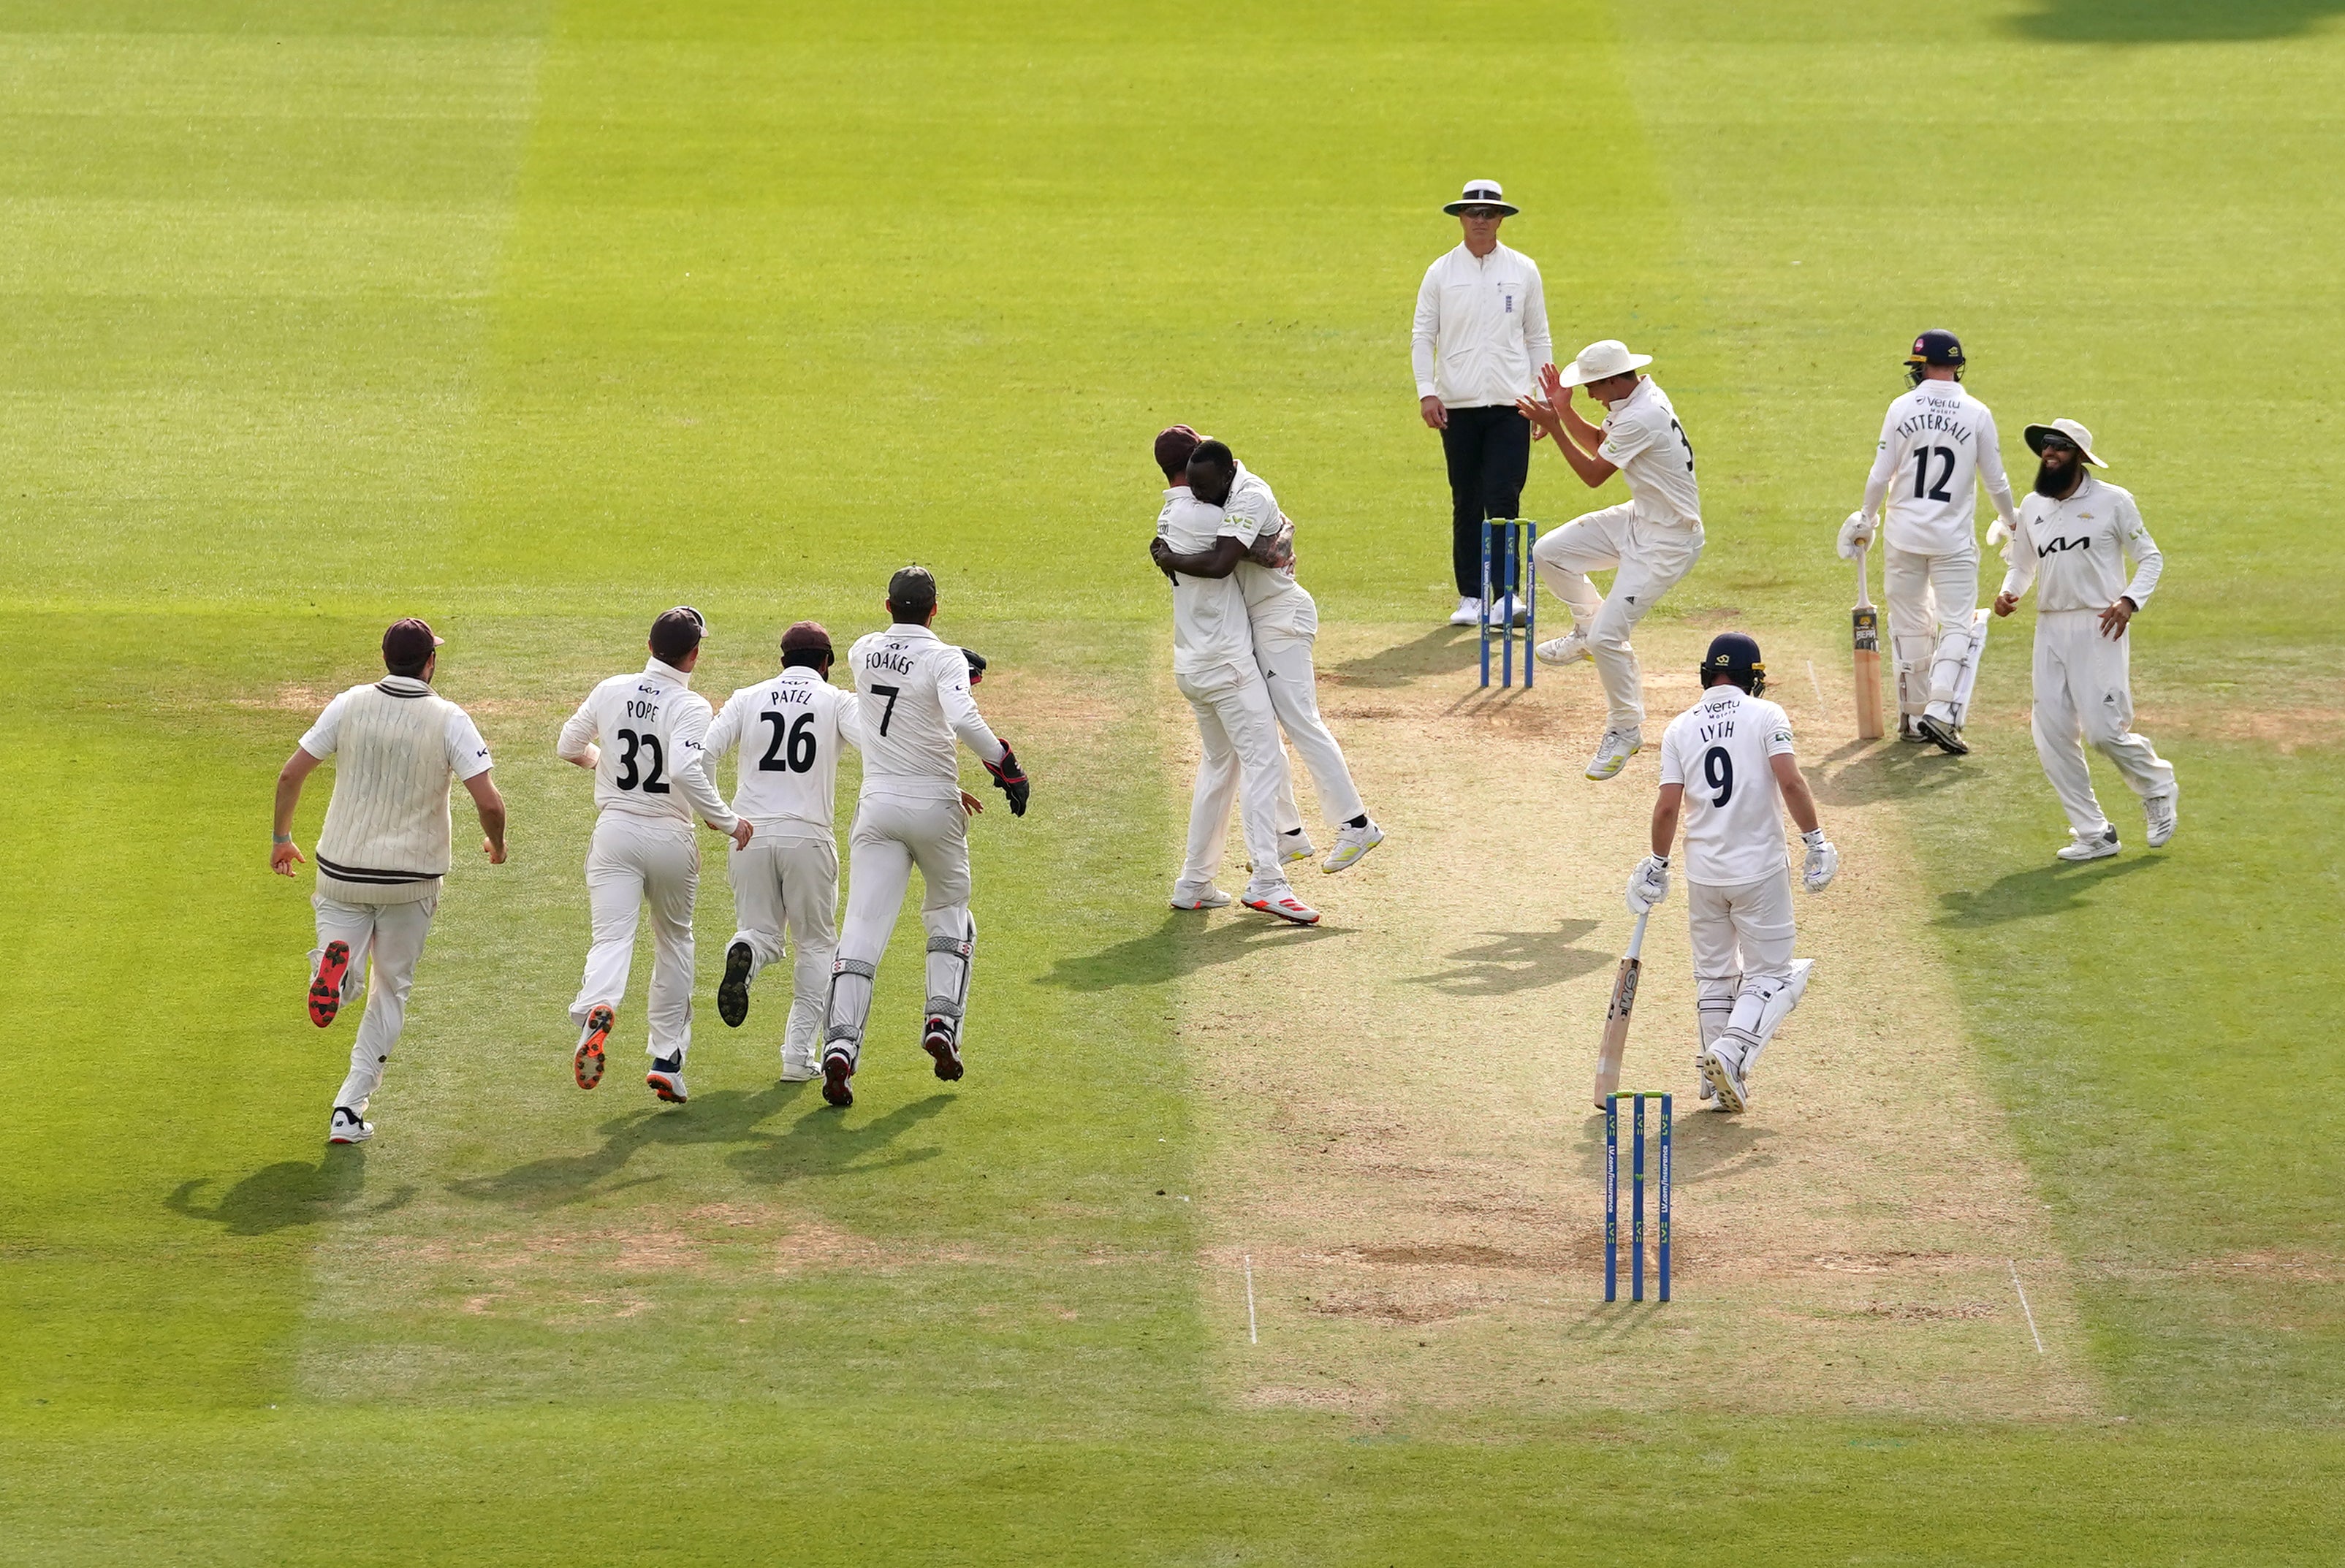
[1911,445,1955,502]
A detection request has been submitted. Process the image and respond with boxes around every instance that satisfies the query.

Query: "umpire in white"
[1413,178,1551,626]
[271,618,505,1144]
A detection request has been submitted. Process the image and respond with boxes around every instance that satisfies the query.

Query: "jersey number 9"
[1703,745,1733,807]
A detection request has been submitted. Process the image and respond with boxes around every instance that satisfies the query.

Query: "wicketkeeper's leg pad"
[923,910,975,1045]
[823,956,878,1067]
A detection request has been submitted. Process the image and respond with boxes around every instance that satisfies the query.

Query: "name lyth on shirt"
[1697,715,1738,743]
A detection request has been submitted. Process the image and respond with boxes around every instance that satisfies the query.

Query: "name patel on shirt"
[766,685,816,707]
[1893,409,1974,444]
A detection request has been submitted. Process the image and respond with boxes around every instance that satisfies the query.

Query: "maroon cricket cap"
[381,617,443,667]
[1154,425,1201,479]
[780,620,832,657]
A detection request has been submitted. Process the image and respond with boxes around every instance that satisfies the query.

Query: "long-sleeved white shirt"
[557,658,737,831]
[1999,474,2164,614]
[703,667,864,837]
[1410,242,1551,408]
[846,623,1006,802]
[1221,463,1316,637]
[1859,380,2021,555]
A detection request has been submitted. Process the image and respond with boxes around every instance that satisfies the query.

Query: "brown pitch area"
[1169,620,2096,1421]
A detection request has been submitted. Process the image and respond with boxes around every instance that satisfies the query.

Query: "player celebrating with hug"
[1627,633,1836,1113]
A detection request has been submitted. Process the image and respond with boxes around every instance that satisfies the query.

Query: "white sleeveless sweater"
[316,682,461,905]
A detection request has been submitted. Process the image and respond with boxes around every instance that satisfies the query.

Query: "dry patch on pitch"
[1173,621,2095,1422]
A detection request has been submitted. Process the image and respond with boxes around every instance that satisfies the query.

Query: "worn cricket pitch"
[1173,621,2094,1422]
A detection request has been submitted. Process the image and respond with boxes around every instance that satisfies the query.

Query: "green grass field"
[3,1,2341,1561]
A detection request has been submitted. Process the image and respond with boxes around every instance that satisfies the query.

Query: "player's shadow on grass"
[1321,626,1482,689]
[1405,920,1614,996]
[1037,911,1341,991]
[1806,738,1969,807]
[2008,0,2344,40]
[449,1081,802,1210]
[1934,855,2165,928]
[726,1093,951,1187]
[167,1152,417,1236]
[1575,1103,1776,1187]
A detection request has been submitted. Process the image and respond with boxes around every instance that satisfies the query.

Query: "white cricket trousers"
[728,829,837,1067]
[571,811,699,1061]
[825,792,975,1065]
[1884,542,1980,717]
[312,889,438,1113]
[1533,503,1703,732]
[1174,661,1291,902]
[1255,622,1366,833]
[2030,611,2175,837]
[1687,869,1795,1048]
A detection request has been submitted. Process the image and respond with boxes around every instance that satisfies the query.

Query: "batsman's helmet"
[1699,631,1766,695]
[1905,328,1966,387]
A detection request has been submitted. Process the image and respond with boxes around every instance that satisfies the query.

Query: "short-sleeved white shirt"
[1597,377,1701,531]
[301,677,493,781]
[1223,463,1316,637]
[1158,484,1259,677]
[1658,685,1796,885]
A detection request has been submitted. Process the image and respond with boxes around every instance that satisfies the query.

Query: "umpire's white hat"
[1557,338,1653,387]
[2024,417,2108,468]
[1443,178,1519,216]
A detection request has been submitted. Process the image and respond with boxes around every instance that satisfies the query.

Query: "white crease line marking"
[1244,1254,1258,1344]
[2009,1259,2045,1355]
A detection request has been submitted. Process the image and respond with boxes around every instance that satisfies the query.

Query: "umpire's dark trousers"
[1441,403,1531,598]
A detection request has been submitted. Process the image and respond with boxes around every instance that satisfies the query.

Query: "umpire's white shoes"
[2056,826,2121,862]
[1171,884,1231,911]
[327,1105,373,1144]
[1449,596,1483,626]
[1586,728,1642,781]
[1489,594,1527,627]
[1323,818,1384,875]
[716,940,753,1028]
[2146,788,2179,848]
[1700,1043,1749,1113]
[646,1053,688,1105]
[1535,628,1592,666]
[1244,888,1321,926]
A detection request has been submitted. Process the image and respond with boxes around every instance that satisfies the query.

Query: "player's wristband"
[1801,829,1825,848]
[273,832,292,845]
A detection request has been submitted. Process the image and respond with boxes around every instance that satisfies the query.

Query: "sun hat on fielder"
[1443,178,1519,216]
[1556,338,1653,388]
[2024,417,2108,468]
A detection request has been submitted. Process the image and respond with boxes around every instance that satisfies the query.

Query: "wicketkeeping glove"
[984,739,1029,817]
[1985,517,2013,565]
[1836,510,1876,560]
[962,648,987,685]
[1801,829,1839,892]
[1625,854,1671,914]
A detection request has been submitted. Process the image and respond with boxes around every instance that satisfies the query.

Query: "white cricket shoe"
[1693,1054,1716,1101]
[1700,1043,1749,1113]
[1449,596,1483,626]
[1586,728,1642,780]
[1323,818,1384,875]
[780,1052,820,1084]
[327,1105,373,1144]
[716,940,753,1028]
[2146,788,2179,848]
[1535,628,1592,666]
[1243,888,1321,926]
[2056,826,2121,863]
[647,1054,688,1104]
[1280,829,1317,866]
[1171,885,1231,911]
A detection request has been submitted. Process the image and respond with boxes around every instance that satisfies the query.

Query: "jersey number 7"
[870,685,901,736]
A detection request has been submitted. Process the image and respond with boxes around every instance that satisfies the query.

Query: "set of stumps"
[1605,1091,1671,1303]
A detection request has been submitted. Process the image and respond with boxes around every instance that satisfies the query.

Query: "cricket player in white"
[557,607,751,1105]
[1836,330,2023,753]
[1149,436,1320,925]
[1185,438,1385,877]
[271,618,505,1144]
[1627,633,1838,1113]
[821,567,1029,1108]
[1992,418,2177,861]
[702,620,864,1082]
[1519,340,1705,780]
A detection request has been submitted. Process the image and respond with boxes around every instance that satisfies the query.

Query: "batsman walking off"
[1627,634,1837,1113]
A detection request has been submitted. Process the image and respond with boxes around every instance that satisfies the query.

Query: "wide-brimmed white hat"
[1557,338,1652,387]
[2024,417,2107,468]
[1443,178,1519,216]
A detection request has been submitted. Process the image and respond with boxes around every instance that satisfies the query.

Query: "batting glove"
[984,739,1029,817]
[1985,517,2014,565]
[962,648,987,685]
[1801,829,1839,892]
[1625,854,1671,914]
[1836,511,1875,560]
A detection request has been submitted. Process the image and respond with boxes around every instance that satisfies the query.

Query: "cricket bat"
[1852,539,1884,740]
[1592,910,1650,1111]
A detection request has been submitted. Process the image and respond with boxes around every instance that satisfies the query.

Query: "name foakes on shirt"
[865,647,916,677]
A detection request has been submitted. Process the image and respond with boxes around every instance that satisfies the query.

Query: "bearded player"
[1625,633,1838,1113]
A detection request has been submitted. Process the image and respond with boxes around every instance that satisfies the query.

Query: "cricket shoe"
[2146,788,2180,848]
[821,1048,856,1108]
[2056,826,2121,863]
[923,1018,965,1082]
[327,1105,373,1144]
[1449,596,1483,627]
[1170,885,1231,911]
[1323,818,1384,875]
[1535,628,1592,666]
[574,1004,613,1089]
[1700,1043,1749,1113]
[1280,829,1317,867]
[1693,1057,1716,1102]
[308,940,351,1028]
[717,940,753,1027]
[1917,708,1969,756]
[780,1051,819,1084]
[1899,718,1928,743]
[1586,728,1643,781]
[646,1053,688,1104]
[1243,888,1321,926]
[1490,594,1528,628]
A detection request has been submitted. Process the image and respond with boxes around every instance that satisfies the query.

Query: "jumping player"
[1992,418,2176,861]
[702,621,864,1082]
[1626,633,1838,1113]
[557,607,752,1105]
[1836,330,2023,753]
[1519,339,1704,780]
[821,567,1029,1108]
